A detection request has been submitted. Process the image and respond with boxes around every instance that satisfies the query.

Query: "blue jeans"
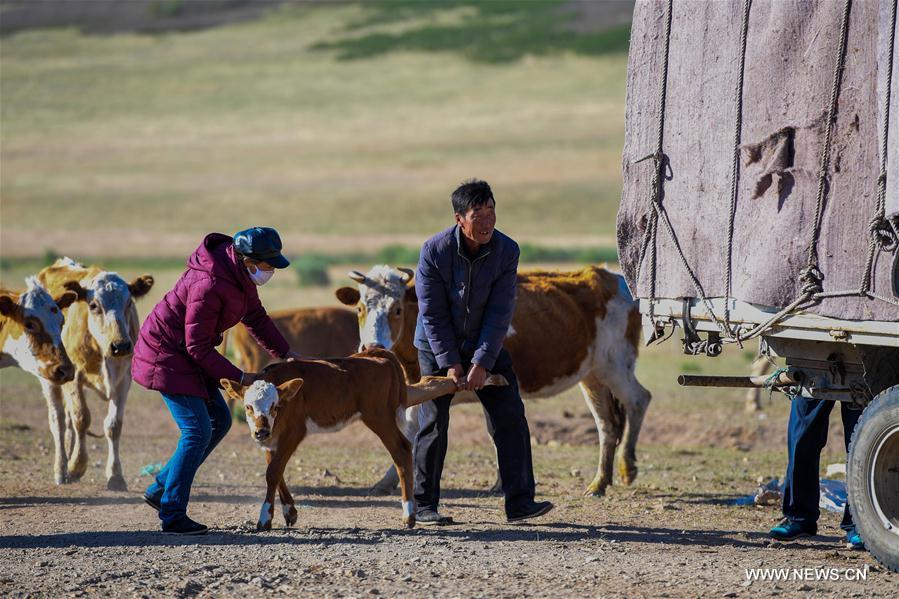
[145,383,232,526]
[782,397,861,534]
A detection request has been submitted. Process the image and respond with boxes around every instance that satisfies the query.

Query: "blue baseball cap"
[232,227,290,269]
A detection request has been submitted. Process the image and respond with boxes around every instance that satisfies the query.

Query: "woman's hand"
[284,350,302,362]
[240,371,261,386]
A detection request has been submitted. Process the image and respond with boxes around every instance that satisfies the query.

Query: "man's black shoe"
[143,493,161,512]
[161,516,208,535]
[507,501,554,523]
[416,509,455,526]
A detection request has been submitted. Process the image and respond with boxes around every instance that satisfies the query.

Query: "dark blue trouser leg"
[412,349,453,513]
[839,402,862,534]
[782,396,861,531]
[146,383,232,526]
[475,349,535,514]
[413,348,536,515]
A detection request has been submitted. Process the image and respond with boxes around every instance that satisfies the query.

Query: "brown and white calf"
[336,264,652,497]
[221,349,419,531]
[37,258,154,488]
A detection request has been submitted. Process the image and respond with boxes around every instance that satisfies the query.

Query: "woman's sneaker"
[143,492,161,512]
[769,518,816,541]
[162,516,208,536]
[845,530,865,551]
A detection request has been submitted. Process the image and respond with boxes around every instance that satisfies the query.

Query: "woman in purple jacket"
[133,227,300,535]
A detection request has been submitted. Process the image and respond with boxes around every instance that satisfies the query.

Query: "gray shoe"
[416,509,454,526]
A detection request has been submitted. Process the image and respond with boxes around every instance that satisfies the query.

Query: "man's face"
[455,199,496,247]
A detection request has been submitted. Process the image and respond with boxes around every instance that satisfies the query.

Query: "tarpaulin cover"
[617,0,899,322]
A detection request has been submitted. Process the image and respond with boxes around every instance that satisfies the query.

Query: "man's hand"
[284,350,302,362]
[466,364,488,391]
[448,363,466,390]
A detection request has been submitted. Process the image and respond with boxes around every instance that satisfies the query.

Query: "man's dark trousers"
[413,347,536,515]
[782,396,861,533]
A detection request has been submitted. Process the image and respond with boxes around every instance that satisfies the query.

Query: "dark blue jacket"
[414,225,519,371]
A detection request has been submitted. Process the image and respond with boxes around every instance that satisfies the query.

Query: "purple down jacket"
[132,233,289,399]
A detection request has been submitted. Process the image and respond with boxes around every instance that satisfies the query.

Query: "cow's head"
[81,271,154,358]
[0,277,83,384]
[221,378,304,444]
[335,265,416,352]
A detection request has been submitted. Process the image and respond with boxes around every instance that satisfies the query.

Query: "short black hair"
[451,179,495,215]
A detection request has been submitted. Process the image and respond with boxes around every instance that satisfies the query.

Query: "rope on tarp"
[636,0,897,349]
[724,0,753,332]
[634,0,752,344]
[634,0,674,326]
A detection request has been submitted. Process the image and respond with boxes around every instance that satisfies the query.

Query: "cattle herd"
[1,258,650,529]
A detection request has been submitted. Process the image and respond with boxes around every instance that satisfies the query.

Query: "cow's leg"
[579,374,624,497]
[62,378,90,482]
[481,405,503,494]
[259,445,297,531]
[103,375,130,491]
[745,357,771,413]
[40,379,68,485]
[595,363,652,488]
[369,405,419,496]
[367,414,416,529]
[266,450,298,527]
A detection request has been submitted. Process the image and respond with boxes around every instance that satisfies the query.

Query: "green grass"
[0,1,628,258]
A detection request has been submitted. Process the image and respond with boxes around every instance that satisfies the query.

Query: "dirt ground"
[1,366,894,599]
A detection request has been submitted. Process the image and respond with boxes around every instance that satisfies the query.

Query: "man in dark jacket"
[413,179,553,525]
[133,228,300,535]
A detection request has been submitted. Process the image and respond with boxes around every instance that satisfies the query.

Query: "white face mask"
[248,266,274,286]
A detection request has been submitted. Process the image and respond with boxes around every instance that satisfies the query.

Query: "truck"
[618,0,898,570]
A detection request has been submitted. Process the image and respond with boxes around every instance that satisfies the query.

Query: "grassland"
[1,0,629,259]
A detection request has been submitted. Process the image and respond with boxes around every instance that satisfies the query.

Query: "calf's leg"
[266,451,298,527]
[366,414,416,529]
[369,405,419,496]
[258,434,303,531]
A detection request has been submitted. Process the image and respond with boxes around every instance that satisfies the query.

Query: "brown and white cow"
[336,264,652,497]
[221,349,418,531]
[227,307,359,373]
[1,277,81,384]
[37,258,154,489]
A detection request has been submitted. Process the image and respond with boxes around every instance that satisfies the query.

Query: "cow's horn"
[348,270,367,284]
[397,267,414,284]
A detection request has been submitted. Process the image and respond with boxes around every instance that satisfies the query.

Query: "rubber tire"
[847,385,899,573]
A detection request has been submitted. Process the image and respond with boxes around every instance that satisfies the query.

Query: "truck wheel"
[848,385,899,572]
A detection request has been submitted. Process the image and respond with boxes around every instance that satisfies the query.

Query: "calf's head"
[335,265,416,352]
[81,271,153,358]
[221,378,304,443]
[0,277,83,384]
